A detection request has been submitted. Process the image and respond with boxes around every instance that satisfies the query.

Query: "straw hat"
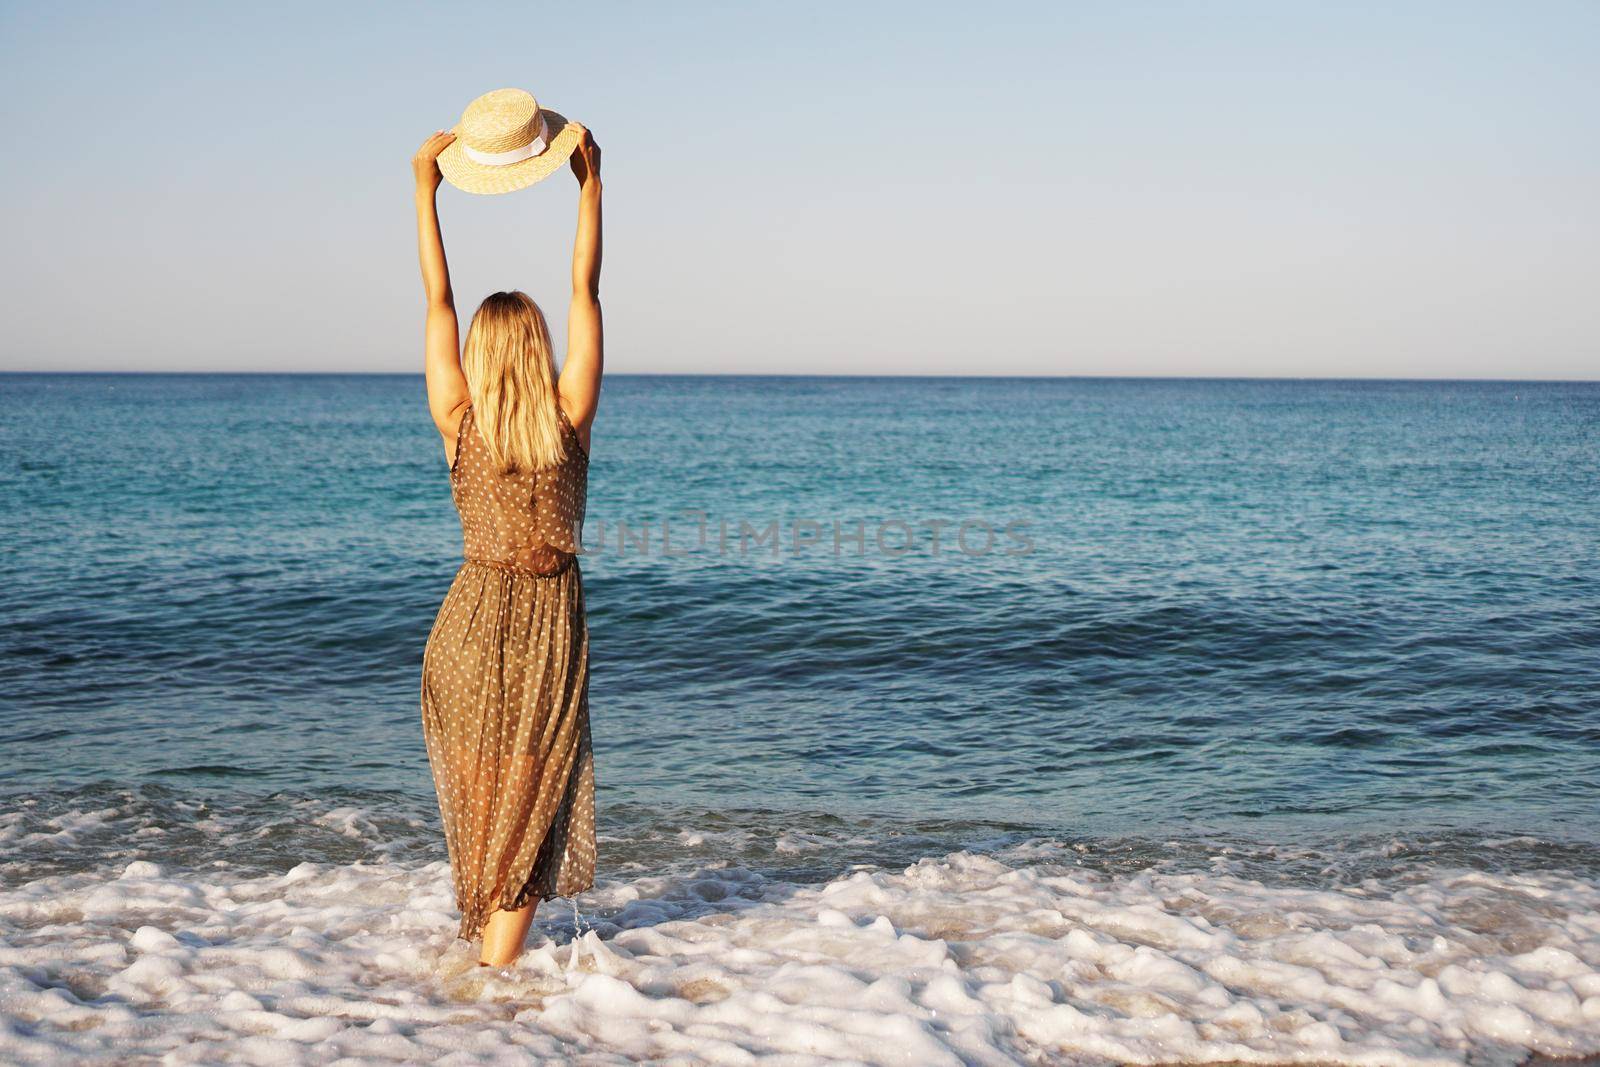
[437,88,581,195]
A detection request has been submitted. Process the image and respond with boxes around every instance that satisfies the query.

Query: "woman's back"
[450,403,588,577]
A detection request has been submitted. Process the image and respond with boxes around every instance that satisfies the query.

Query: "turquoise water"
[2,373,1598,883]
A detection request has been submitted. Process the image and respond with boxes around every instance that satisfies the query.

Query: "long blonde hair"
[460,290,567,474]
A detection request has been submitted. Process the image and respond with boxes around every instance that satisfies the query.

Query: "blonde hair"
[460,290,567,474]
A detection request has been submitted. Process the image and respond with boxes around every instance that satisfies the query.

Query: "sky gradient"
[1,1,1596,378]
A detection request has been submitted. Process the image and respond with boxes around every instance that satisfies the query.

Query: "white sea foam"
[2,833,1599,1064]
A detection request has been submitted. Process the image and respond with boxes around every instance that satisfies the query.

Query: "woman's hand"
[568,124,601,189]
[413,129,456,193]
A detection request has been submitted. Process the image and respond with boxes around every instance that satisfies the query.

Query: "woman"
[410,122,603,968]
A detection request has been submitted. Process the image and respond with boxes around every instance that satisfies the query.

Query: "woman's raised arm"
[558,125,603,451]
[413,130,470,440]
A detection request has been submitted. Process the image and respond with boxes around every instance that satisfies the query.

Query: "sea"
[2,372,1598,1065]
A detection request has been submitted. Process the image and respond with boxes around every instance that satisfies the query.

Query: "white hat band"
[462,115,548,166]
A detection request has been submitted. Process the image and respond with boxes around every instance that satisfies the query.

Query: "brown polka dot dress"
[420,402,595,944]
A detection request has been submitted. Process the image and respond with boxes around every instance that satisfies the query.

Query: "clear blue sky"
[1,1,1595,377]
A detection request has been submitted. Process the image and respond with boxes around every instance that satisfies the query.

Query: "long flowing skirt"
[420,558,596,943]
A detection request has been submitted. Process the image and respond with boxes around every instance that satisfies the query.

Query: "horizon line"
[2,369,1597,385]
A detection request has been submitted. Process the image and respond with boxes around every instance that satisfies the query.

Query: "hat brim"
[438,109,580,195]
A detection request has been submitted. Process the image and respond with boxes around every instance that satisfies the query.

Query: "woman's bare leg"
[478,899,540,966]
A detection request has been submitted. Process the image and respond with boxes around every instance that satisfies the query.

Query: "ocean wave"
[1,829,1597,1064]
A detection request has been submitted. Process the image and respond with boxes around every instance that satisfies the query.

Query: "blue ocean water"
[2,373,1598,884]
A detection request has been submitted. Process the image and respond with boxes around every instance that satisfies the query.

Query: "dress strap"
[555,403,589,462]
[450,403,473,475]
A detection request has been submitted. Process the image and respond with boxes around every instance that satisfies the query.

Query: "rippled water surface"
[5,374,1600,1063]
[4,373,1600,852]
